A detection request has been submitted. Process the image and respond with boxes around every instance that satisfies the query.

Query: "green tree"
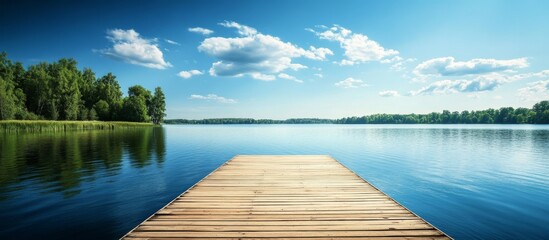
[149,87,166,124]
[0,53,169,122]
[0,76,17,119]
[0,52,27,119]
[88,108,98,120]
[532,101,549,124]
[496,107,515,124]
[128,85,152,101]
[122,95,150,122]
[10,62,27,118]
[80,68,97,109]
[478,112,493,123]
[23,63,51,117]
[49,58,81,120]
[441,110,451,123]
[128,85,152,114]
[460,111,472,123]
[78,108,89,120]
[95,73,123,120]
[93,100,110,121]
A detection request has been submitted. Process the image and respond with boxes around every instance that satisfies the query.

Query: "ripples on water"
[0,125,548,239]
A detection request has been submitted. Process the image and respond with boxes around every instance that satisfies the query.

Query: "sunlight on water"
[0,125,548,239]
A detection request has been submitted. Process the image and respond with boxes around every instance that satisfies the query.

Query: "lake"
[0,125,548,239]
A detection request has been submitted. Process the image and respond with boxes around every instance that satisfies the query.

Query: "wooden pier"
[123,155,450,239]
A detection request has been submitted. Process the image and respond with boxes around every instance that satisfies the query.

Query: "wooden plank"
[141,220,427,226]
[121,155,450,239]
[127,230,445,238]
[135,224,435,231]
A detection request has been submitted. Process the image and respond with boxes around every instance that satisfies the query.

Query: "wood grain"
[122,155,450,239]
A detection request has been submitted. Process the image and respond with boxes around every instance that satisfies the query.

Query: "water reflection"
[0,125,548,240]
[0,127,165,199]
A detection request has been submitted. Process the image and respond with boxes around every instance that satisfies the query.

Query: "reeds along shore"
[0,120,154,132]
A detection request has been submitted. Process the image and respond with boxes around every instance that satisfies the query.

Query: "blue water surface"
[0,125,548,239]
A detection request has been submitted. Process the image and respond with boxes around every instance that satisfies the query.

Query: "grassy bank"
[0,120,154,132]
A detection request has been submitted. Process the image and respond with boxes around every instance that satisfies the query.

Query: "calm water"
[0,125,548,239]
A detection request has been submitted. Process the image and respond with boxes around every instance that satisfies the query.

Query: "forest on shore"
[166,100,549,124]
[0,52,165,124]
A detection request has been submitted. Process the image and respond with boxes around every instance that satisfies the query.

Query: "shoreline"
[0,120,154,132]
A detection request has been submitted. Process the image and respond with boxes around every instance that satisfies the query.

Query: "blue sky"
[2,0,549,119]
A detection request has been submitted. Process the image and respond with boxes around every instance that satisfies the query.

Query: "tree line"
[165,118,335,124]
[165,100,549,124]
[335,101,548,124]
[0,52,165,124]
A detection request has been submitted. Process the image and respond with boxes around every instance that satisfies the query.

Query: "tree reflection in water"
[0,127,166,199]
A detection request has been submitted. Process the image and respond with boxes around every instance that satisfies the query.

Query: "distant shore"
[164,100,549,125]
[163,118,548,125]
[0,120,153,132]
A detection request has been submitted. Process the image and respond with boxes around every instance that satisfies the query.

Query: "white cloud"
[310,24,398,65]
[410,77,504,96]
[517,80,549,101]
[338,59,356,66]
[305,46,334,61]
[379,90,400,97]
[188,27,214,35]
[388,58,416,72]
[219,21,257,36]
[477,72,526,83]
[178,70,203,79]
[411,69,549,96]
[250,73,276,81]
[164,39,180,45]
[390,62,406,72]
[414,57,528,76]
[101,29,171,69]
[532,70,549,78]
[513,69,549,80]
[189,94,236,103]
[199,21,332,80]
[278,73,304,83]
[314,73,323,78]
[380,56,403,64]
[335,78,367,89]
